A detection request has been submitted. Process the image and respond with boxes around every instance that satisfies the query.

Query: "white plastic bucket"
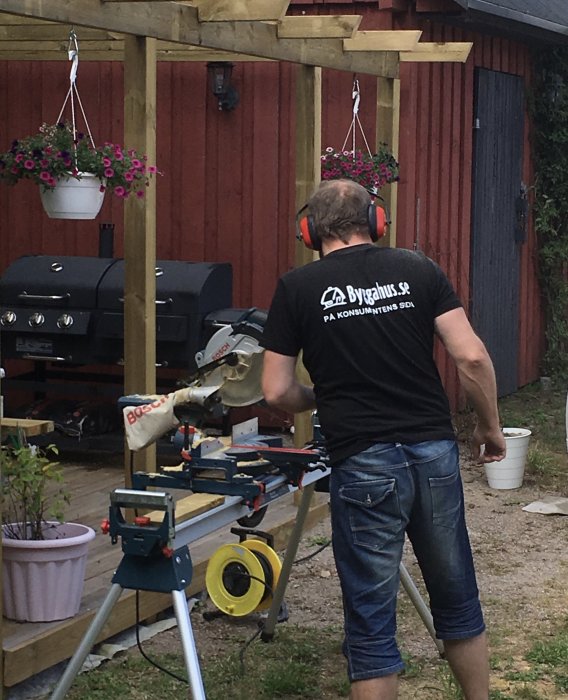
[484,428,531,490]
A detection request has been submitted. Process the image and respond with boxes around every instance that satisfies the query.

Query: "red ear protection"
[295,201,388,251]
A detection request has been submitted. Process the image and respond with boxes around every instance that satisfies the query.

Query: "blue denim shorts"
[329,440,485,682]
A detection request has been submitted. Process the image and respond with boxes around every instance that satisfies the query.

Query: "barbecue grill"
[0,255,233,370]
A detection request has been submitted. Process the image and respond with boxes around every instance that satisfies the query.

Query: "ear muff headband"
[296,201,388,251]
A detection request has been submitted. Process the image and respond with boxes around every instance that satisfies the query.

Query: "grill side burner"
[0,256,116,364]
[0,255,233,369]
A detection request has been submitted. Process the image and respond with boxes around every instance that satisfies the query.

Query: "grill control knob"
[28,312,45,327]
[57,313,74,329]
[1,310,17,326]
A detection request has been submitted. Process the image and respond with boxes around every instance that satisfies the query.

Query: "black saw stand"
[49,425,443,700]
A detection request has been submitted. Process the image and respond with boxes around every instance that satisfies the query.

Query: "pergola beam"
[276,15,362,39]
[191,0,290,22]
[400,41,473,62]
[0,48,274,61]
[0,1,400,77]
[343,30,422,52]
[103,0,291,22]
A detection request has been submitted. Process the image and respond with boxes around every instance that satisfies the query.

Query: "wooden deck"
[2,453,329,688]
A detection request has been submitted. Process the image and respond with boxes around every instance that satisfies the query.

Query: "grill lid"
[0,255,117,308]
[97,260,232,313]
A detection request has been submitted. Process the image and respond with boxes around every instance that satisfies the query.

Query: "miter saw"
[119,308,268,452]
[119,305,328,524]
[181,307,267,414]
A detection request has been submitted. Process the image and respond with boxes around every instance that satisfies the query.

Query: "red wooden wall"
[0,0,544,412]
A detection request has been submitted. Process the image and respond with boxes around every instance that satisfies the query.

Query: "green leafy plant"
[529,47,568,380]
[0,121,159,199]
[0,440,69,540]
[320,143,399,193]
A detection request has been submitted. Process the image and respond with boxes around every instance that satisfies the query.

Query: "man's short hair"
[307,179,372,244]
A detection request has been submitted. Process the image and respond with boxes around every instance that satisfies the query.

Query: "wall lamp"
[207,61,239,111]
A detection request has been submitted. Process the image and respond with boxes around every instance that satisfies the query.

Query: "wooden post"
[123,36,158,477]
[293,65,321,450]
[376,76,400,248]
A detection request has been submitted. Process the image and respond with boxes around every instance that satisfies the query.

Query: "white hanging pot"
[40,172,106,220]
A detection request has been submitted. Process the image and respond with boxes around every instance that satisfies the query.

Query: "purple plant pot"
[2,522,96,622]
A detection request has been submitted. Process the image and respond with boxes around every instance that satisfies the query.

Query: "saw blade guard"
[193,314,265,407]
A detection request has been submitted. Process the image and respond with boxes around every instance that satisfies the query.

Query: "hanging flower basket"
[321,79,400,194]
[0,31,159,220]
[40,171,106,220]
[0,122,159,220]
[321,144,399,192]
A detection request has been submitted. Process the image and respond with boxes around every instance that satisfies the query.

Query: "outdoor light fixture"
[207,61,239,112]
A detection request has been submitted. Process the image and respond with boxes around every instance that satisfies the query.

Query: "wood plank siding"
[0,1,543,414]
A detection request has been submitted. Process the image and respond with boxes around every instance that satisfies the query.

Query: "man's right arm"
[261,350,316,414]
[435,307,506,463]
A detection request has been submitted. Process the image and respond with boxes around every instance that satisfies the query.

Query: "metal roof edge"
[459,0,568,37]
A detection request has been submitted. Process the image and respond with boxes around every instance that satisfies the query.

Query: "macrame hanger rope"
[55,29,97,150]
[340,78,373,160]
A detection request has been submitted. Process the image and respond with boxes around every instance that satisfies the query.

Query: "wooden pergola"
[0,1,471,692]
[0,0,472,460]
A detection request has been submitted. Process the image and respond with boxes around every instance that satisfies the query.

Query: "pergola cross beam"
[0,1,472,75]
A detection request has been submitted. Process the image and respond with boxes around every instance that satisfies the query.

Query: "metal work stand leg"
[259,484,443,657]
[50,585,208,700]
[171,589,207,700]
[261,483,316,641]
[399,564,445,656]
[50,583,124,700]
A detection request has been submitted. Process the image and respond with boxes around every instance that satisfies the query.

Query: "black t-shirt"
[261,244,461,464]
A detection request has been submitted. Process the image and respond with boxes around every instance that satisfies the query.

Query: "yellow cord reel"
[206,538,282,616]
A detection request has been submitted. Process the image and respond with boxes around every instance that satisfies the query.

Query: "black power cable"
[131,520,332,684]
[132,570,275,684]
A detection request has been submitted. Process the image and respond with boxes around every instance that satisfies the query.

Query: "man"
[261,179,506,700]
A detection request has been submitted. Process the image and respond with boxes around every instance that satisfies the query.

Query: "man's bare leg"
[443,632,489,700]
[350,673,398,700]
